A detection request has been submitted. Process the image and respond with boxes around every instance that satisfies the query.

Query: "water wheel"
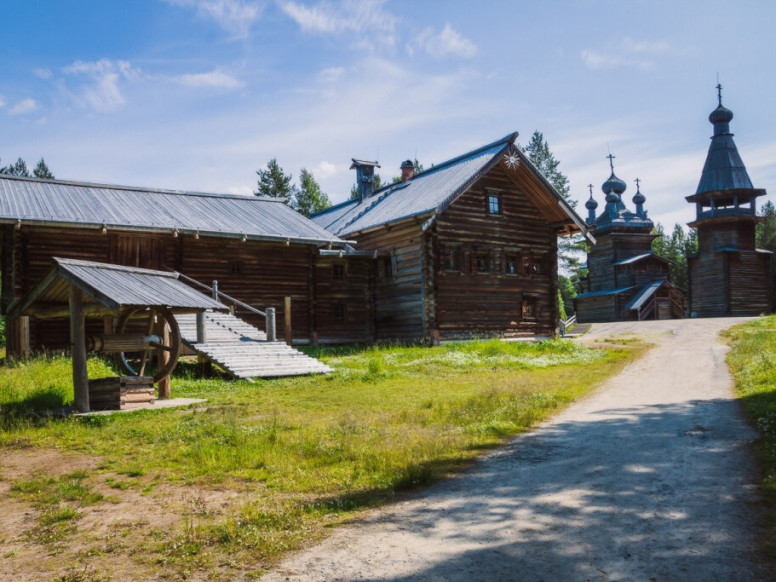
[115,306,181,383]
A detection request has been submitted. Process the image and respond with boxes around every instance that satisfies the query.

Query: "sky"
[2,0,774,230]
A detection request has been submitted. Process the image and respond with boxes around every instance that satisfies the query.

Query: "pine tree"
[757,201,776,253]
[32,158,54,179]
[519,131,574,208]
[292,168,331,217]
[0,157,30,176]
[255,158,294,202]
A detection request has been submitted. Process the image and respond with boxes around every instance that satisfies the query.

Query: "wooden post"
[69,287,90,412]
[284,296,292,345]
[266,307,276,342]
[196,311,211,378]
[156,316,171,399]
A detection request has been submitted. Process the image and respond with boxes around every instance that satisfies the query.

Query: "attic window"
[487,194,502,215]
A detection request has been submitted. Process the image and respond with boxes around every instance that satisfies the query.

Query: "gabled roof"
[0,175,346,247]
[625,279,669,311]
[312,132,589,239]
[8,258,227,318]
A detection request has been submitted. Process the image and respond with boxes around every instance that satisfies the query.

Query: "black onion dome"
[709,104,733,125]
[602,172,626,196]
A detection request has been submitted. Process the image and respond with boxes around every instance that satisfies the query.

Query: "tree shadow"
[311,398,773,581]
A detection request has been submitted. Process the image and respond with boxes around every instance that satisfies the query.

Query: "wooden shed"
[312,133,589,342]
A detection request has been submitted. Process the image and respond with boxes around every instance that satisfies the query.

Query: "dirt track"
[264,318,770,581]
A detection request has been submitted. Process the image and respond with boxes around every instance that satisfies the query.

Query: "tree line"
[0,156,55,179]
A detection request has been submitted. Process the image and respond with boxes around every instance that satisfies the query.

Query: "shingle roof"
[0,175,345,246]
[312,132,587,238]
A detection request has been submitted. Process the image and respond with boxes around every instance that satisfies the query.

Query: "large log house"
[1,132,587,358]
[313,133,588,342]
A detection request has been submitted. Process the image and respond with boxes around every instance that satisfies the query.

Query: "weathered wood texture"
[312,255,374,343]
[88,376,155,411]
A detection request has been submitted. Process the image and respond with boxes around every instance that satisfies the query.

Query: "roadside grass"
[725,316,776,557]
[0,339,641,577]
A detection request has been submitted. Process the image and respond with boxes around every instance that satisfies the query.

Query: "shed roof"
[312,133,589,239]
[0,175,345,246]
[625,279,667,311]
[613,252,672,267]
[8,258,227,319]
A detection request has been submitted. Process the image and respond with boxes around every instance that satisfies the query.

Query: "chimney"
[400,159,415,182]
[350,159,380,202]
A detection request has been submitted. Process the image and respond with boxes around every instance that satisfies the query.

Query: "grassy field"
[0,339,640,580]
[725,315,776,557]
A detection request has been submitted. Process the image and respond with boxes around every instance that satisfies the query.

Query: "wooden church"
[574,158,684,322]
[686,86,772,317]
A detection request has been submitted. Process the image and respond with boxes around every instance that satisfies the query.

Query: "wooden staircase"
[175,311,332,379]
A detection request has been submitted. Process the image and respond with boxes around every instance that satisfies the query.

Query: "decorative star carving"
[503,152,521,170]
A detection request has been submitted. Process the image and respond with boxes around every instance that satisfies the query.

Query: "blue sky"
[2,0,774,229]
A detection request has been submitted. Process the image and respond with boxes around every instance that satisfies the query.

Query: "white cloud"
[416,23,477,59]
[177,70,244,89]
[165,0,262,38]
[9,98,38,115]
[280,0,396,42]
[0,95,5,108]
[34,68,53,79]
[62,59,140,112]
[313,161,337,179]
[317,66,345,83]
[581,37,670,70]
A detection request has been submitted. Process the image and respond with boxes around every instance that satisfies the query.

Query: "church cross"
[606,153,615,173]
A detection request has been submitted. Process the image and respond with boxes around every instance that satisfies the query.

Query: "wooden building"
[312,133,588,342]
[575,161,684,322]
[0,175,364,356]
[686,87,772,317]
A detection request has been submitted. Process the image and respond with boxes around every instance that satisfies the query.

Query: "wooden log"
[70,287,90,413]
[156,318,171,399]
[284,296,292,345]
[87,334,161,353]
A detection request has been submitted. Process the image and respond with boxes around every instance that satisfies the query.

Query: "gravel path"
[264,318,770,581]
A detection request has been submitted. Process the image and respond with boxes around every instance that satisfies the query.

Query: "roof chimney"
[400,159,415,182]
[350,159,380,202]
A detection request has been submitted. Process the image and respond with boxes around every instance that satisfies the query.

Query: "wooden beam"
[156,314,171,399]
[70,286,90,413]
[284,296,292,345]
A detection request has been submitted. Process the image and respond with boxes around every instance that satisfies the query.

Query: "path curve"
[264,318,769,581]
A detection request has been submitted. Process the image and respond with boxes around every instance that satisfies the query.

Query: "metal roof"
[575,286,635,299]
[312,132,587,238]
[8,258,227,318]
[625,279,667,311]
[613,252,672,267]
[0,175,345,246]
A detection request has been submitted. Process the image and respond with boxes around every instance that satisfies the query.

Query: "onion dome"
[605,189,619,203]
[585,193,599,210]
[602,172,626,196]
[709,104,733,125]
[632,189,646,206]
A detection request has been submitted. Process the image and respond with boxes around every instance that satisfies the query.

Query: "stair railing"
[176,272,277,341]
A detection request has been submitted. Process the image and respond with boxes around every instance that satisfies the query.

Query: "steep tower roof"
[695,84,756,195]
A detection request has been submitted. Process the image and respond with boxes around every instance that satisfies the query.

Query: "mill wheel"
[116,306,181,383]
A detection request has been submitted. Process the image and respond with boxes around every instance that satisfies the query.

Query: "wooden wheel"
[116,306,181,383]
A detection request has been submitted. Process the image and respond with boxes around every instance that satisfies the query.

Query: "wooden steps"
[175,312,332,379]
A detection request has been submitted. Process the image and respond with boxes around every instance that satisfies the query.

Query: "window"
[532,261,544,275]
[487,194,501,215]
[521,253,534,276]
[445,248,458,271]
[229,261,242,275]
[505,254,518,275]
[522,296,537,320]
[333,303,346,322]
[475,252,490,273]
[332,263,346,281]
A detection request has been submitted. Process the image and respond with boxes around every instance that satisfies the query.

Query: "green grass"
[0,339,640,576]
[725,316,776,557]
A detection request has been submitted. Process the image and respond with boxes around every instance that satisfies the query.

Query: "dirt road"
[264,318,770,581]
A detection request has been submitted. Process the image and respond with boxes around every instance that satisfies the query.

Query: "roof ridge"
[54,257,179,278]
[0,173,286,203]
